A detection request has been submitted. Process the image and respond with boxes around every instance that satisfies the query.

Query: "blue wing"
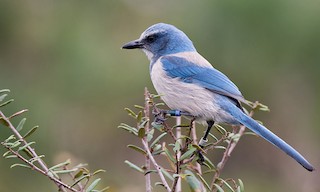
[160,55,245,102]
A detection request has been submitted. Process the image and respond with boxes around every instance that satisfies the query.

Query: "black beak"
[122,39,144,49]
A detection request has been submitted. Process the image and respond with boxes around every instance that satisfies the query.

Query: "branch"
[0,110,76,192]
[0,110,49,173]
[0,142,76,192]
[171,116,181,192]
[141,139,171,192]
[210,103,258,190]
[143,88,152,192]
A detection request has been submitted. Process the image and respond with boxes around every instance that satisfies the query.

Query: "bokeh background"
[0,1,319,191]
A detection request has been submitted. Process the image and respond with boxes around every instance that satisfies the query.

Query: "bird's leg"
[199,120,215,147]
[197,120,215,164]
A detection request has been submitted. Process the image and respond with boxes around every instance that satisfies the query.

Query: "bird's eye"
[146,35,156,43]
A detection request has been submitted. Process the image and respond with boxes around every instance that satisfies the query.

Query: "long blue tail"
[227,105,314,171]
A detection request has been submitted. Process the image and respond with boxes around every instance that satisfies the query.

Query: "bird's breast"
[150,59,230,123]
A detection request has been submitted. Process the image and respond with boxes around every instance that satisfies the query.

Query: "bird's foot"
[195,137,208,164]
[152,109,193,125]
[152,109,168,126]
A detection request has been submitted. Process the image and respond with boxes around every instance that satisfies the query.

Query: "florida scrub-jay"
[122,23,314,171]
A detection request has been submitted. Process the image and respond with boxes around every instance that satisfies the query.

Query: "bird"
[122,23,314,171]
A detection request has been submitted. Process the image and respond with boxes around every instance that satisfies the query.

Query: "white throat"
[142,49,154,61]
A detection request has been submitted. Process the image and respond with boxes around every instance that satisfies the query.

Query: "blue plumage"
[161,56,244,102]
[122,23,314,171]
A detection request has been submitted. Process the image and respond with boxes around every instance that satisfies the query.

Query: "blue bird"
[122,23,314,171]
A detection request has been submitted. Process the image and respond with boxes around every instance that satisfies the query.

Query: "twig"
[0,111,49,172]
[190,121,202,175]
[143,88,152,192]
[210,105,257,190]
[172,116,182,192]
[141,139,171,192]
[1,142,76,192]
[0,110,74,192]
[64,165,83,191]
[143,88,171,192]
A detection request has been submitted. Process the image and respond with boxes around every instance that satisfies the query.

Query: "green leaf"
[49,159,71,171]
[163,147,176,163]
[151,122,164,131]
[0,99,14,107]
[74,163,89,169]
[208,132,218,141]
[151,94,162,99]
[134,105,144,109]
[152,148,163,155]
[0,93,8,102]
[138,119,149,129]
[256,103,270,112]
[127,144,147,155]
[243,132,257,136]
[203,155,216,170]
[47,171,60,180]
[10,163,31,169]
[18,141,35,151]
[118,123,138,136]
[92,169,106,176]
[191,144,205,153]
[173,140,181,153]
[124,108,136,118]
[213,183,224,192]
[86,178,102,192]
[155,103,165,107]
[29,155,45,163]
[214,146,226,150]
[196,173,211,191]
[150,132,167,148]
[161,168,174,181]
[145,169,157,175]
[180,147,196,161]
[215,124,227,135]
[229,133,241,142]
[23,125,39,138]
[146,128,154,142]
[138,127,145,138]
[71,174,90,187]
[238,179,244,192]
[5,155,17,159]
[3,150,12,157]
[9,109,28,119]
[4,135,15,143]
[136,111,142,122]
[218,178,235,192]
[203,169,216,174]
[124,160,144,173]
[154,182,165,187]
[95,186,110,192]
[10,140,21,148]
[22,148,33,158]
[0,89,10,94]
[184,170,204,192]
[53,169,78,174]
[74,170,84,179]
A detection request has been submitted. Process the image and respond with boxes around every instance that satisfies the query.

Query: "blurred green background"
[0,1,319,191]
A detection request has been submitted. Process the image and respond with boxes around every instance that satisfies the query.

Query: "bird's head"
[122,23,196,61]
